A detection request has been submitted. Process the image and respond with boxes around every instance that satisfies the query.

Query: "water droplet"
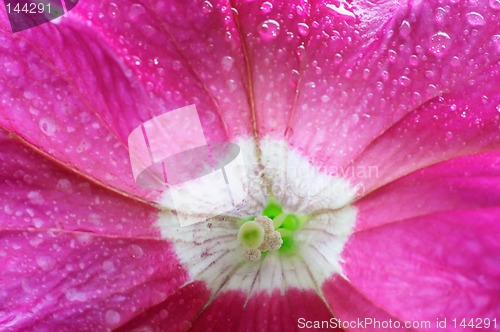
[429,32,451,57]
[259,19,280,40]
[27,191,44,205]
[321,95,330,103]
[128,3,145,20]
[36,255,55,271]
[105,310,121,326]
[345,69,353,79]
[409,55,418,66]
[490,0,500,9]
[325,3,356,19]
[33,218,43,228]
[388,50,397,63]
[39,118,56,136]
[465,12,486,26]
[202,0,213,13]
[221,56,234,71]
[296,44,305,60]
[435,7,446,23]
[132,56,141,66]
[260,1,273,13]
[334,53,343,64]
[226,79,237,92]
[399,76,411,87]
[297,23,310,36]
[445,131,453,139]
[351,114,359,124]
[77,139,91,153]
[448,56,461,67]
[128,244,144,259]
[102,260,115,272]
[108,3,118,18]
[362,68,370,80]
[399,20,411,38]
[426,84,438,98]
[492,35,500,52]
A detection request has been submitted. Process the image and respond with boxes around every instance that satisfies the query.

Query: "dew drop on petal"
[429,32,451,57]
[202,0,213,13]
[325,3,356,19]
[226,79,237,92]
[296,44,305,60]
[128,244,144,259]
[409,55,418,66]
[128,3,145,20]
[33,218,43,228]
[388,49,397,63]
[465,12,486,26]
[492,35,500,52]
[351,114,359,124]
[27,191,44,205]
[435,7,446,23]
[36,255,55,271]
[259,19,280,40]
[490,0,500,9]
[39,118,56,136]
[334,53,343,64]
[105,310,121,326]
[102,260,115,272]
[108,2,118,18]
[399,76,411,86]
[221,56,234,71]
[297,23,310,36]
[77,139,91,153]
[260,1,273,14]
[399,20,411,38]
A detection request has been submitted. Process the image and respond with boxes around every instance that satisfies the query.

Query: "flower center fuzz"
[237,197,307,261]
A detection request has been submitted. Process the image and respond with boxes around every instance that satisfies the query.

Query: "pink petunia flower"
[1,0,500,331]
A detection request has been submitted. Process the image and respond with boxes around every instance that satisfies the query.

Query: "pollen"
[255,215,274,233]
[244,248,262,262]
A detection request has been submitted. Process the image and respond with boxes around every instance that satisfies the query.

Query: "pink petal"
[230,0,310,138]
[350,70,500,192]
[0,130,161,238]
[230,0,404,139]
[0,17,161,201]
[0,229,187,330]
[323,275,404,332]
[71,0,253,139]
[282,0,500,186]
[355,151,500,231]
[189,289,337,331]
[338,209,500,327]
[116,281,211,332]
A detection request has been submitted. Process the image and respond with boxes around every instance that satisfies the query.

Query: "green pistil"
[262,197,283,219]
[238,221,265,249]
[238,198,309,260]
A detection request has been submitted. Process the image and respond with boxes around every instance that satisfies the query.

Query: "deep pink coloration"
[1,0,499,331]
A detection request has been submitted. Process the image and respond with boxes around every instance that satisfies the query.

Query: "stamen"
[254,215,274,233]
[238,200,308,261]
[244,248,262,262]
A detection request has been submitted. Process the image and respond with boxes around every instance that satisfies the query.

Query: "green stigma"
[237,220,265,249]
[237,197,309,261]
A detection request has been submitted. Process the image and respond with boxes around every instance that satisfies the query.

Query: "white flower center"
[156,138,357,294]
